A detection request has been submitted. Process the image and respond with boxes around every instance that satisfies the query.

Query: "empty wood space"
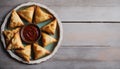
[62,23,120,47]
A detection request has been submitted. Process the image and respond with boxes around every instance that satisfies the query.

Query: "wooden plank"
[56,7,120,21]
[1,46,120,69]
[1,60,120,69]
[62,23,120,47]
[54,47,120,61]
[1,0,120,7]
[1,61,120,69]
[1,0,120,21]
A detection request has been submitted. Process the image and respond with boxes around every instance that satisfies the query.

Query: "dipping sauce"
[21,24,41,43]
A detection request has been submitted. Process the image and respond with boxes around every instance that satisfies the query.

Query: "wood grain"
[1,0,120,7]
[1,46,120,69]
[62,23,120,47]
[55,46,120,61]
[1,0,120,21]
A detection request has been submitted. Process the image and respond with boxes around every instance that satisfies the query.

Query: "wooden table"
[1,0,120,69]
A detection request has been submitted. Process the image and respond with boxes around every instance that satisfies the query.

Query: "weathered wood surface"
[1,0,120,21]
[62,23,120,47]
[1,46,120,69]
[1,0,120,69]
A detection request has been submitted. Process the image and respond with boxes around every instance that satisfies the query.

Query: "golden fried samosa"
[34,6,53,23]
[33,43,50,60]
[3,28,20,44]
[41,19,57,34]
[17,6,35,23]
[7,32,24,50]
[42,32,57,47]
[15,45,31,62]
[9,10,24,28]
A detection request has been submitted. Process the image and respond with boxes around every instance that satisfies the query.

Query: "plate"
[1,2,63,64]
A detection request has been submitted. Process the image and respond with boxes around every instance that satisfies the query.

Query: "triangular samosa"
[42,32,57,47]
[15,45,31,62]
[34,6,53,23]
[9,10,24,28]
[3,28,20,45]
[33,43,50,60]
[7,32,24,50]
[41,19,57,34]
[17,6,35,23]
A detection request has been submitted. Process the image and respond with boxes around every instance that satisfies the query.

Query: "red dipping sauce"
[21,24,41,43]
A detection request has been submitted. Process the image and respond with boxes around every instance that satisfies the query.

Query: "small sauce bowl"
[20,24,41,44]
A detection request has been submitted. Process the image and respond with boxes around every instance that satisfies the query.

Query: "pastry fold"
[17,6,35,23]
[34,6,53,23]
[3,28,20,45]
[33,43,50,60]
[9,10,24,28]
[15,45,31,62]
[41,19,57,34]
[7,32,24,50]
[42,32,57,47]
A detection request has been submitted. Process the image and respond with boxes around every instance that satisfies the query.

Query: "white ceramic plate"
[1,2,63,64]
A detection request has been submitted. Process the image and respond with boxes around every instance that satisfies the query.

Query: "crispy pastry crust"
[41,19,57,34]
[41,32,57,47]
[9,10,24,28]
[33,43,50,60]
[15,45,31,62]
[17,6,35,23]
[34,6,53,23]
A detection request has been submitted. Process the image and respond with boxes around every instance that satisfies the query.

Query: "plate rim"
[1,2,63,64]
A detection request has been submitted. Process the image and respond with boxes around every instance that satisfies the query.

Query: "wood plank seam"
[61,45,110,47]
[62,21,120,23]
